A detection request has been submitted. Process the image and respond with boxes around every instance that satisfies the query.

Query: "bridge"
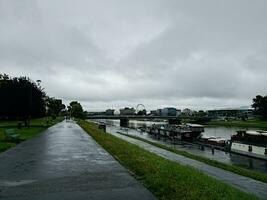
[86,115,181,127]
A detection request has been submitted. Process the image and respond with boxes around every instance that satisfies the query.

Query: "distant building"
[207,108,254,120]
[87,111,105,116]
[182,108,193,116]
[161,107,177,116]
[119,107,135,115]
[176,109,182,116]
[150,110,157,116]
[105,109,115,115]
[156,109,162,116]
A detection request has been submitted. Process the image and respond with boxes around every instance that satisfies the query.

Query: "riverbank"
[118,131,267,184]
[0,117,63,152]
[78,120,258,200]
[203,119,267,129]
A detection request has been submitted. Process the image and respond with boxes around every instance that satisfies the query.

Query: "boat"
[198,136,228,147]
[147,123,204,142]
[230,130,267,160]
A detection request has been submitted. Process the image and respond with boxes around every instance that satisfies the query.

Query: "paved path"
[109,130,267,199]
[0,121,156,200]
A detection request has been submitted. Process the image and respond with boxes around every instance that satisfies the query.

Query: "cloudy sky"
[1,0,267,111]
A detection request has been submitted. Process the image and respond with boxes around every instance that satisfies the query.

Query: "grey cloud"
[1,0,267,111]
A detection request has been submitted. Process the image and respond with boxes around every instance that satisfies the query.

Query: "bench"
[4,129,20,141]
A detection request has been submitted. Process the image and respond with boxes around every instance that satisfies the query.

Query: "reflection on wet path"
[0,121,156,200]
[0,121,117,180]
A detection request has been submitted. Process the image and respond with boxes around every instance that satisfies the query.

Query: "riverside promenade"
[0,121,156,200]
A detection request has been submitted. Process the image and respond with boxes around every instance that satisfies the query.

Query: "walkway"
[0,121,156,200]
[109,130,267,199]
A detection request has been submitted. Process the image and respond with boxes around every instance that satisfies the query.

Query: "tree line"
[0,74,85,121]
[1,74,266,121]
[252,94,267,119]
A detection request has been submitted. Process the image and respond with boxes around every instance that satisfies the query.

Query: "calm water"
[93,119,267,174]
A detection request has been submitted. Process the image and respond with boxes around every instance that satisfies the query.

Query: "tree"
[0,74,46,120]
[68,101,85,119]
[252,95,267,119]
[137,109,147,115]
[46,97,65,117]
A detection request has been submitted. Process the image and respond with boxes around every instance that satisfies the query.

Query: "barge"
[198,136,228,147]
[230,130,267,160]
[147,123,204,142]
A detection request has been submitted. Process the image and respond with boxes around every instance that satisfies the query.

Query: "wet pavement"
[0,121,156,200]
[107,128,267,199]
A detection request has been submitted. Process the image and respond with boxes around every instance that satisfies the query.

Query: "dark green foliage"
[137,109,147,115]
[252,95,267,119]
[0,117,63,153]
[0,74,46,119]
[68,101,85,119]
[46,97,65,117]
[191,116,211,124]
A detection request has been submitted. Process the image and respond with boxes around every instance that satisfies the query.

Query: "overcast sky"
[1,0,267,111]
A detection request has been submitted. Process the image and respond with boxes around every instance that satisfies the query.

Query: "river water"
[92,119,267,174]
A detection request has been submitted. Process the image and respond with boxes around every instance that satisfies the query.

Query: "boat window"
[248,146,252,152]
[265,148,267,155]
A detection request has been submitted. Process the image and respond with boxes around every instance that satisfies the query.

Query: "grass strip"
[78,120,258,200]
[117,131,267,184]
[203,119,267,129]
[0,117,63,152]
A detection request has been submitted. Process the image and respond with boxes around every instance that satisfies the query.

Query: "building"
[161,107,177,116]
[87,111,105,116]
[207,108,254,120]
[150,110,157,116]
[105,109,115,115]
[176,109,182,116]
[156,109,162,116]
[119,107,135,115]
[150,108,181,116]
[182,108,193,116]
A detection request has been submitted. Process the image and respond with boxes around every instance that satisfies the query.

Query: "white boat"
[230,130,267,160]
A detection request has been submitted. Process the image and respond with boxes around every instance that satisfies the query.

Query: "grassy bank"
[78,120,258,200]
[0,117,63,152]
[118,132,267,184]
[203,119,267,129]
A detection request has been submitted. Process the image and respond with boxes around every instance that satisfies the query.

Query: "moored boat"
[198,136,228,147]
[147,123,204,142]
[230,130,267,160]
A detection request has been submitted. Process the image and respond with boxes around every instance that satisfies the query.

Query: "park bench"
[4,129,20,141]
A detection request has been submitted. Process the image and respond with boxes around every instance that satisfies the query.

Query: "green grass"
[78,120,258,200]
[117,131,267,184]
[203,119,267,129]
[0,117,63,152]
